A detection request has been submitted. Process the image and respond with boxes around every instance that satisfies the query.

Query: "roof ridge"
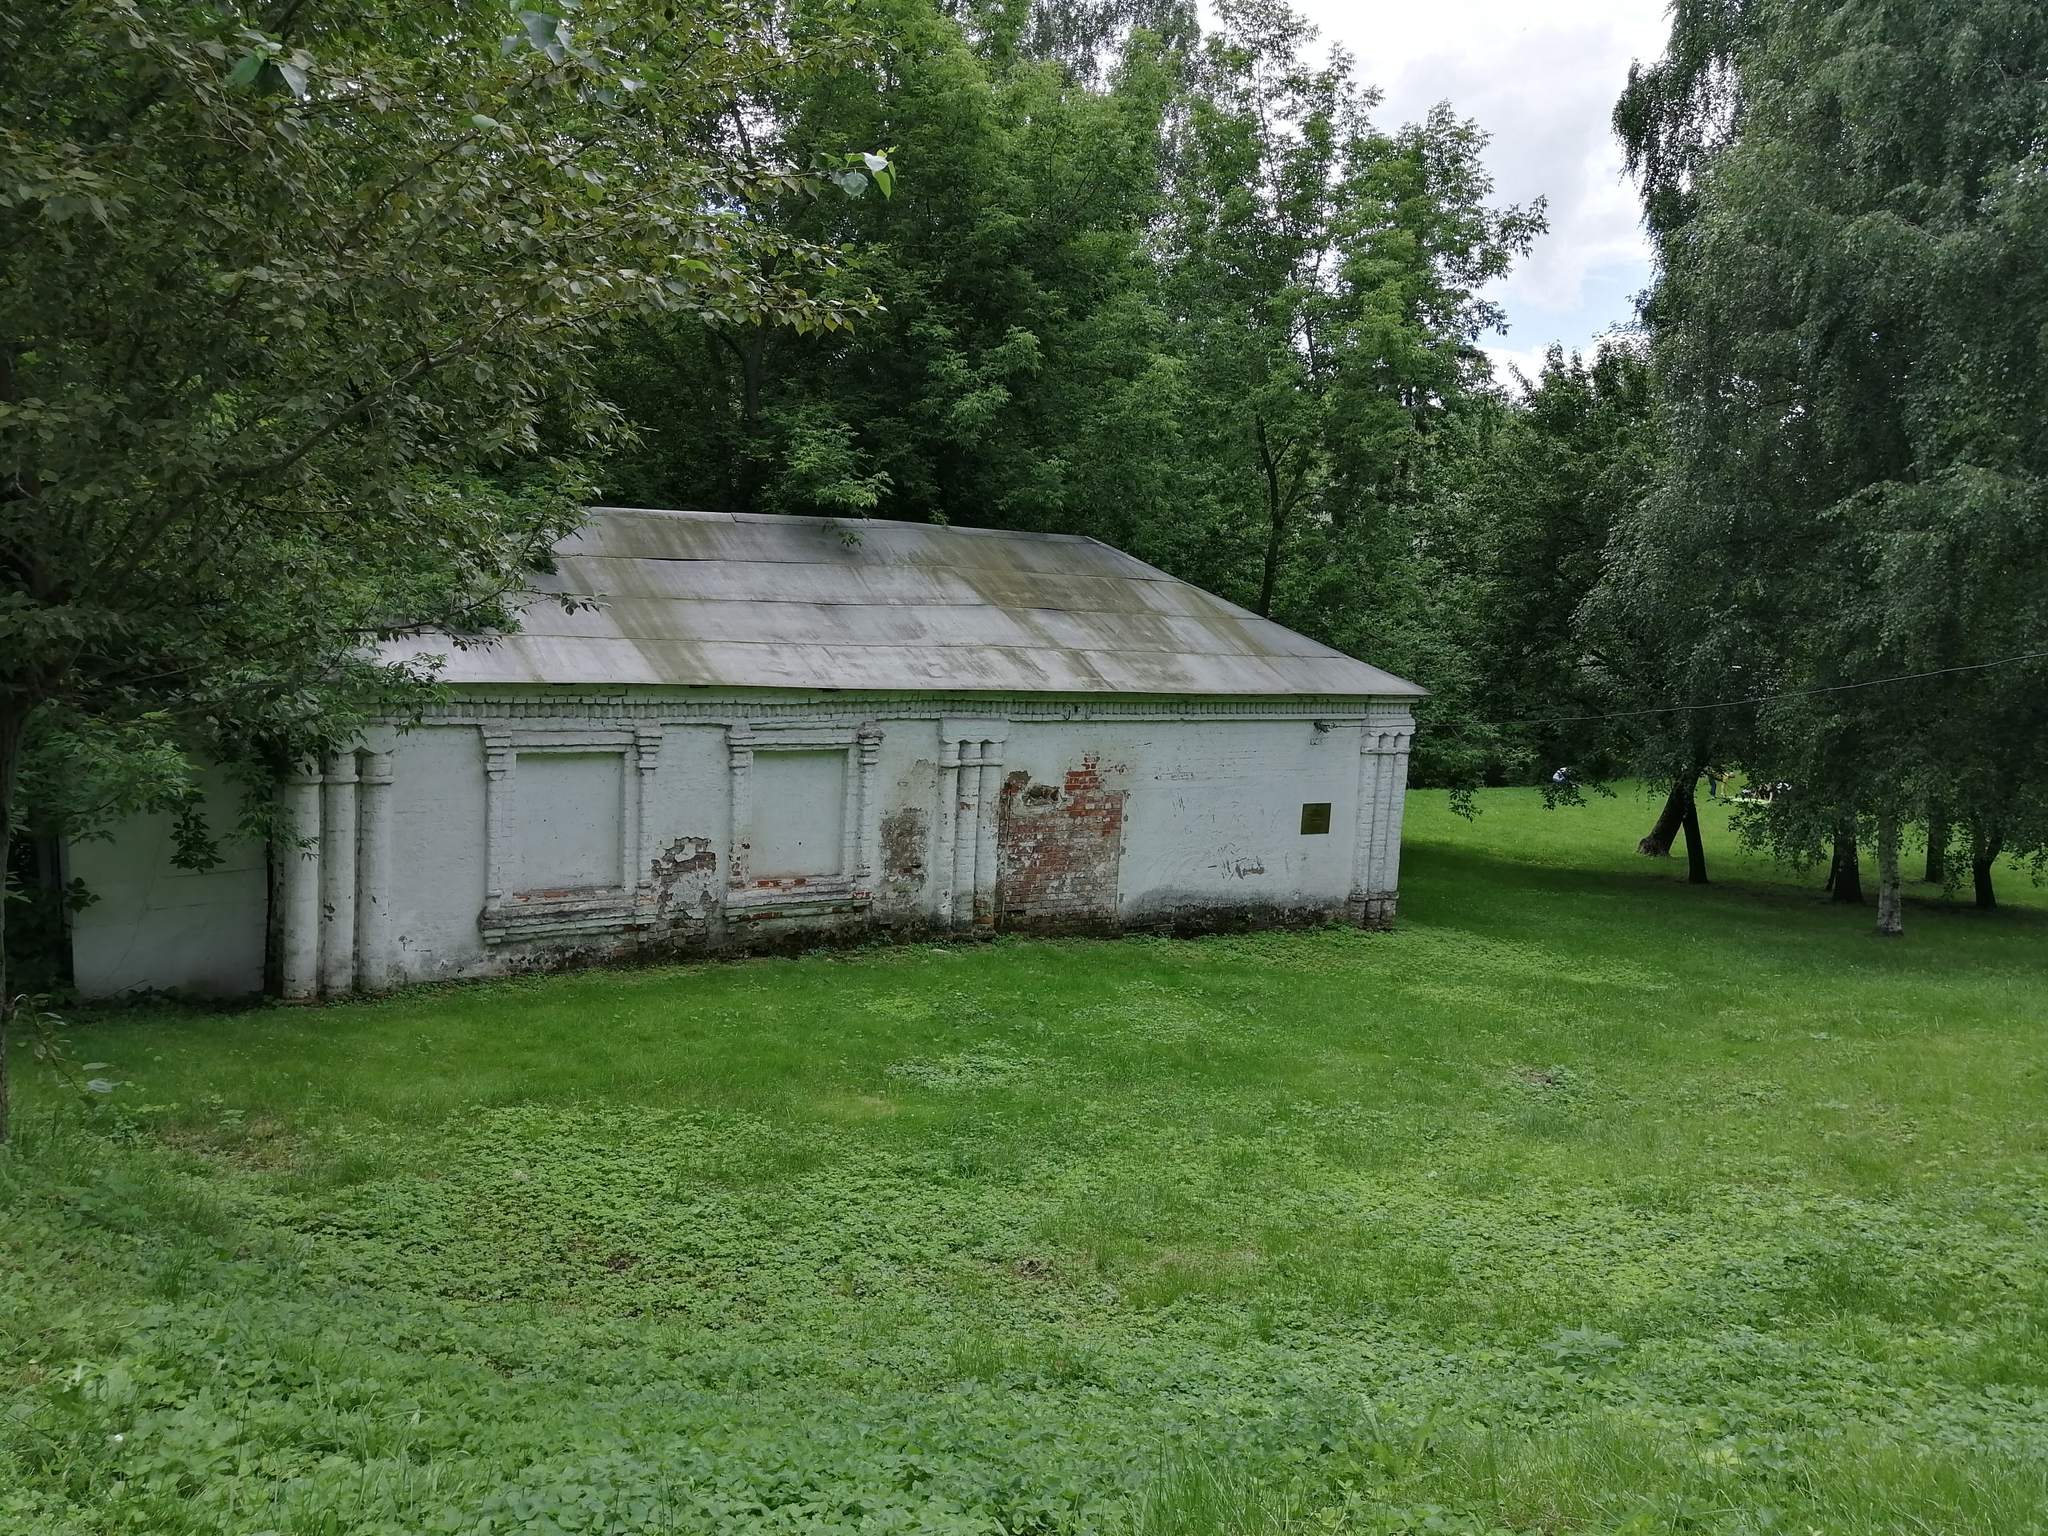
[583,505,1131,548]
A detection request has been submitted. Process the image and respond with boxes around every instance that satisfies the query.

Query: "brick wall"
[995,756,1127,931]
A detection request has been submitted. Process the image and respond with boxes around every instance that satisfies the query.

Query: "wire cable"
[1490,648,2048,729]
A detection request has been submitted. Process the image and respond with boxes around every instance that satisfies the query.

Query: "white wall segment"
[70,694,1416,997]
[68,767,268,998]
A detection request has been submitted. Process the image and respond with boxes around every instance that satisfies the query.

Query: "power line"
[1496,648,2048,730]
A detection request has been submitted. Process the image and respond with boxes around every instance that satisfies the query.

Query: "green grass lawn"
[4,787,2046,1535]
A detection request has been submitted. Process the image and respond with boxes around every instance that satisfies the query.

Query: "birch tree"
[1602,0,2048,934]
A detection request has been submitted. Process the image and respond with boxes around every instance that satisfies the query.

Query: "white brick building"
[69,508,1422,997]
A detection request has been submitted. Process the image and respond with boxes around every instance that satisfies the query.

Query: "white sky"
[1279,0,1673,385]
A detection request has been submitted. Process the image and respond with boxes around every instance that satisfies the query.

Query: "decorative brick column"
[356,744,396,992]
[933,736,962,926]
[632,726,663,917]
[940,718,1008,929]
[481,729,514,910]
[318,749,359,995]
[855,727,883,896]
[276,758,324,999]
[1348,715,1415,929]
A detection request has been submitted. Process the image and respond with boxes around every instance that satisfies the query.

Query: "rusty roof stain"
[383,507,1426,698]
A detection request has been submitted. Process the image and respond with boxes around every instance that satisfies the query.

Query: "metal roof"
[383,507,1425,698]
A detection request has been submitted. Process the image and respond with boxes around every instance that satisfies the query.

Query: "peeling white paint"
[69,701,1414,998]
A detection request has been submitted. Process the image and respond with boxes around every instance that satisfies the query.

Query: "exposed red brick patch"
[996,755,1126,932]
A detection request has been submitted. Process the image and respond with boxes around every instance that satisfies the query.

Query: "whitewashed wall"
[68,769,267,997]
[69,691,1414,998]
[1003,718,1360,925]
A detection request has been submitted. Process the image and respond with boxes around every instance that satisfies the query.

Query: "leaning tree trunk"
[1679,785,1708,884]
[1255,505,1285,620]
[1639,775,1694,857]
[1972,857,1997,909]
[1827,823,1864,905]
[1971,821,2003,910]
[1875,813,1904,937]
[1251,417,1299,621]
[1924,805,1948,884]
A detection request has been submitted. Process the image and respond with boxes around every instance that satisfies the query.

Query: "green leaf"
[226,52,264,88]
[275,61,307,100]
[520,10,557,51]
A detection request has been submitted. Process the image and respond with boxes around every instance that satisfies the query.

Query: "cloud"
[1480,342,1556,397]
[1263,0,1670,356]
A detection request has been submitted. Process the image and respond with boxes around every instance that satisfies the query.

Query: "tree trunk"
[736,328,767,512]
[1923,806,1947,884]
[1679,785,1708,884]
[1639,776,1691,857]
[1972,857,1997,909]
[1827,823,1864,905]
[0,703,26,1144]
[1255,500,1284,620]
[1250,417,1303,621]
[1970,821,2003,910]
[1875,813,1904,937]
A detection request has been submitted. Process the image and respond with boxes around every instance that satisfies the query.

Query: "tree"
[0,0,886,1137]
[969,0,1197,86]
[1159,1,1540,618]
[595,0,1187,548]
[1603,0,2048,934]
[1424,342,1658,788]
[588,0,1552,797]
[1151,0,1540,791]
[1572,432,1735,886]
